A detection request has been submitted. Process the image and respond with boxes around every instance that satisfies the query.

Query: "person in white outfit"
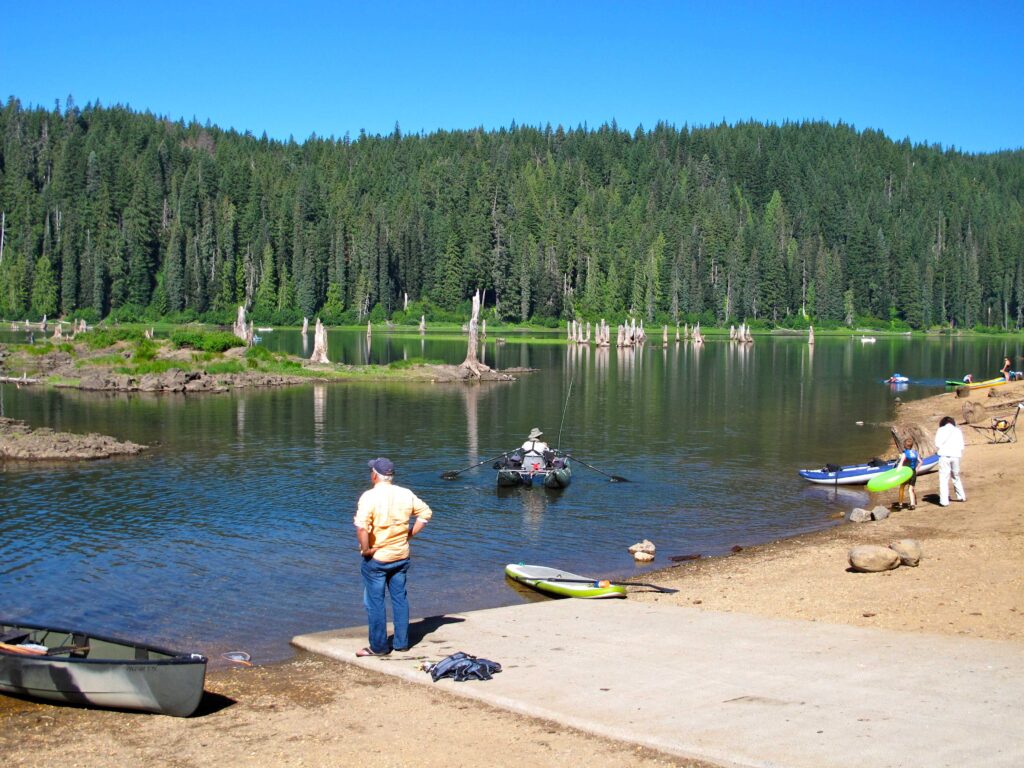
[521,427,550,456]
[934,416,966,506]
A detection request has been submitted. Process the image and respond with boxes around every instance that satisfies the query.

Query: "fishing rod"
[556,377,573,451]
[562,454,630,482]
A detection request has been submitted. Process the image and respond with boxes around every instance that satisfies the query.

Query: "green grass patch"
[46,375,81,387]
[115,360,191,375]
[269,359,303,372]
[188,350,222,363]
[80,328,146,349]
[134,337,160,362]
[18,342,57,356]
[389,357,444,369]
[245,344,276,362]
[170,329,245,353]
[76,354,125,368]
[204,360,246,375]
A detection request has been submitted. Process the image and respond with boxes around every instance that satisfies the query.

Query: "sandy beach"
[2,381,1022,767]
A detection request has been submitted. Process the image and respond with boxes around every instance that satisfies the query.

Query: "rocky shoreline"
[0,416,147,461]
[0,337,521,396]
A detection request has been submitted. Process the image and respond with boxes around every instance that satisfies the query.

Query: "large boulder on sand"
[846,508,873,523]
[848,545,901,572]
[889,539,922,567]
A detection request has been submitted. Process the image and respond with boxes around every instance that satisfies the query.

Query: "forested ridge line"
[1,97,1022,331]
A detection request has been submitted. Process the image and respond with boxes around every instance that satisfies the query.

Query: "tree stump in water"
[459,290,491,377]
[309,318,329,363]
[233,306,248,342]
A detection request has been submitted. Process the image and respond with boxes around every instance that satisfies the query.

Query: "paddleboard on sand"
[504,563,627,599]
[866,465,913,492]
[946,377,1008,390]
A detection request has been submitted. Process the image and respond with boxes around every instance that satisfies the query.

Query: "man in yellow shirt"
[353,457,432,656]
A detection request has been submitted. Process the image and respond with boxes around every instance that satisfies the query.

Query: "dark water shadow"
[190,690,236,717]
[406,614,466,647]
[502,575,556,602]
[0,688,234,718]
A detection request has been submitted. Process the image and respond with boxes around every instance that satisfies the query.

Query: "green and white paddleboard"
[504,563,628,599]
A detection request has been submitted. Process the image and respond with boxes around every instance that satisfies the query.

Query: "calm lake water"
[1,330,1019,666]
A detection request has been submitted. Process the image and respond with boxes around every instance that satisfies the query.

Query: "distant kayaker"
[893,438,920,510]
[353,457,433,657]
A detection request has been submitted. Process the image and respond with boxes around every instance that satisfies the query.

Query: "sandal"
[908,504,916,510]
[355,647,390,657]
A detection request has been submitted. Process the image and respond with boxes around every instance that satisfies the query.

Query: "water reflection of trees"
[313,384,326,458]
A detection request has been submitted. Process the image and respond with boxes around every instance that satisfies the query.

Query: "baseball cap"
[367,457,395,476]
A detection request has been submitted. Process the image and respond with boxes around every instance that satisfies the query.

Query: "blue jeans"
[361,557,411,653]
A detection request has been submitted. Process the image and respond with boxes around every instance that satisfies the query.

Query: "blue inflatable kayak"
[798,453,938,485]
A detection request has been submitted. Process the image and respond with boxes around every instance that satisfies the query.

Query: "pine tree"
[60,229,78,315]
[253,243,277,320]
[759,191,790,321]
[31,254,58,317]
[164,221,185,312]
[322,281,344,322]
[434,231,464,310]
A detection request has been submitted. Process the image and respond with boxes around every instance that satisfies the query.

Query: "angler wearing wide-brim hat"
[521,427,550,455]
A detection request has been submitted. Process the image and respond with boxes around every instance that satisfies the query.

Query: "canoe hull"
[504,564,626,599]
[798,453,939,486]
[0,620,207,717]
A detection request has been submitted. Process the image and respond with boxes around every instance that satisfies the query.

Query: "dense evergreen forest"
[1,97,1023,330]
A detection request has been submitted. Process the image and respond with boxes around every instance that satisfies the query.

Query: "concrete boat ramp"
[292,600,1024,768]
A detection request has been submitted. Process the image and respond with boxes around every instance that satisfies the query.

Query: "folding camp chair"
[971,403,1022,444]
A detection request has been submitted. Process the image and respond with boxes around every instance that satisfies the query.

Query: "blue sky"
[2,1,1021,153]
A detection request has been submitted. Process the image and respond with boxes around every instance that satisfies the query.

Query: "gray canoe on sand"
[0,619,207,717]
